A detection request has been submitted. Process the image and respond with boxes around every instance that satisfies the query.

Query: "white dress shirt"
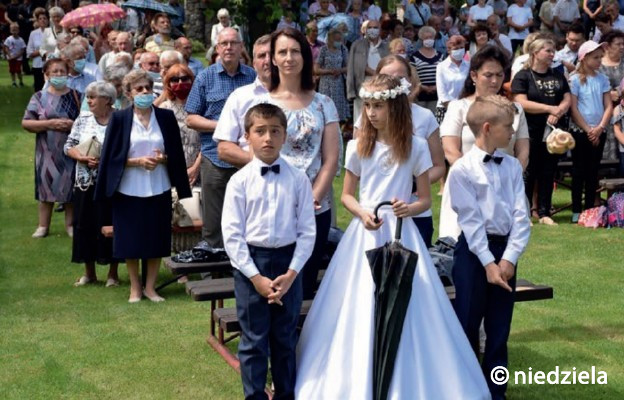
[448,146,530,267]
[367,40,383,71]
[552,0,580,23]
[222,157,317,278]
[436,56,470,107]
[118,109,171,197]
[27,28,44,68]
[213,78,269,150]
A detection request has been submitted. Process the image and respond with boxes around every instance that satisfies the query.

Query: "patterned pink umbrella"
[60,3,126,28]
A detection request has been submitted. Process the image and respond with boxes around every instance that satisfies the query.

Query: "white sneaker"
[32,227,48,238]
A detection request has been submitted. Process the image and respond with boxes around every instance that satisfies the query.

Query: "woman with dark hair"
[95,69,190,303]
[267,27,340,299]
[22,58,80,238]
[512,38,571,225]
[468,23,491,56]
[439,45,530,238]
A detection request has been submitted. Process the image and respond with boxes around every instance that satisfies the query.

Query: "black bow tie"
[483,154,503,164]
[261,164,280,176]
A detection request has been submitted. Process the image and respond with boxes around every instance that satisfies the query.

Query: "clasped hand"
[361,197,412,231]
[484,260,516,292]
[250,270,298,305]
[140,149,167,170]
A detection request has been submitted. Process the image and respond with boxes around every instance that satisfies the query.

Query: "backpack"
[578,206,607,228]
[607,192,624,228]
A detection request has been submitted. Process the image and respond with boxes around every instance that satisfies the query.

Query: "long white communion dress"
[295,137,491,399]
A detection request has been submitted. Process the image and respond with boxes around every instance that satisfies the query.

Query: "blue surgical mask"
[49,75,68,89]
[134,93,154,109]
[73,58,86,73]
[147,70,161,82]
[334,41,342,48]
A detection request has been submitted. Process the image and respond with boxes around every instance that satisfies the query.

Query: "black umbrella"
[365,201,419,400]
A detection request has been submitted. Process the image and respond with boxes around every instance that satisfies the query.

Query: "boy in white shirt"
[3,23,26,87]
[507,0,534,54]
[448,95,531,400]
[222,103,316,400]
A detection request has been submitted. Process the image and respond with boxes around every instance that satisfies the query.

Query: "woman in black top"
[512,37,571,225]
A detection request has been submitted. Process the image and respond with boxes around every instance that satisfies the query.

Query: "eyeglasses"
[170,76,191,83]
[218,40,241,48]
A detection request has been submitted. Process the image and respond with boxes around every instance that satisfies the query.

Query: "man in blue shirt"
[175,37,204,77]
[186,27,256,248]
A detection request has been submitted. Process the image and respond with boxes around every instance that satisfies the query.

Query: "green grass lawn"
[1,63,623,399]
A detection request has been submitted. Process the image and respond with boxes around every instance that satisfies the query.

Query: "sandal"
[105,278,120,287]
[74,276,97,287]
[32,227,48,238]
[539,216,558,226]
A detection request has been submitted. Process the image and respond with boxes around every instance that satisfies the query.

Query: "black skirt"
[72,185,115,265]
[112,190,172,259]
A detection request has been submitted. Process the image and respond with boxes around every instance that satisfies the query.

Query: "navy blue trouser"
[412,215,434,249]
[452,233,517,400]
[302,210,331,300]
[234,243,302,400]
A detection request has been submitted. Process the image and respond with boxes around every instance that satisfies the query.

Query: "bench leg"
[210,300,216,337]
[154,275,184,292]
[206,335,241,373]
[217,299,224,344]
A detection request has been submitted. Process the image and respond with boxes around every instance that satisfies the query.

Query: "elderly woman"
[512,38,571,225]
[64,82,120,287]
[39,6,64,61]
[158,64,201,186]
[315,28,350,122]
[103,63,132,110]
[94,69,191,303]
[267,28,340,299]
[22,59,80,238]
[439,45,530,238]
[411,26,443,114]
[468,23,492,57]
[436,35,469,123]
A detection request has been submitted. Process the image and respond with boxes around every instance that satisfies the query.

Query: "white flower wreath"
[358,77,412,100]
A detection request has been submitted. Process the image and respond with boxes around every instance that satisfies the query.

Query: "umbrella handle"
[373,201,402,241]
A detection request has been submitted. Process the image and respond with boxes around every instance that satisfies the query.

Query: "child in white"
[295,75,490,399]
[3,23,26,87]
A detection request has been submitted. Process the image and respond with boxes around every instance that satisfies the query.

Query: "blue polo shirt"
[185,61,256,168]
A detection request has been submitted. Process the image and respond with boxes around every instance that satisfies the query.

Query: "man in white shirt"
[214,35,272,168]
[607,1,624,31]
[554,23,584,75]
[98,32,131,76]
[552,0,581,35]
[222,102,315,400]
[139,51,163,95]
[507,0,534,54]
[487,14,513,59]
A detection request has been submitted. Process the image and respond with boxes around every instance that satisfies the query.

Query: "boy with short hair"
[447,95,531,400]
[3,23,26,87]
[222,103,316,400]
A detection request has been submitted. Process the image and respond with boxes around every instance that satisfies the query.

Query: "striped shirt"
[411,51,443,101]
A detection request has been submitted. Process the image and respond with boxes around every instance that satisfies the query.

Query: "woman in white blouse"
[439,45,530,239]
[39,6,64,61]
[27,8,48,91]
[95,70,191,303]
[65,82,120,288]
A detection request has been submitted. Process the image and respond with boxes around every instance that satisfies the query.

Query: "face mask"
[450,48,465,61]
[147,70,162,82]
[49,75,68,89]
[398,53,407,59]
[133,61,141,70]
[170,82,192,100]
[366,28,380,40]
[423,39,435,48]
[73,58,86,73]
[334,41,342,48]
[134,93,154,109]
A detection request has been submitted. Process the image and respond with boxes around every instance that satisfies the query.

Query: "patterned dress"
[159,100,201,170]
[317,45,350,121]
[24,90,80,202]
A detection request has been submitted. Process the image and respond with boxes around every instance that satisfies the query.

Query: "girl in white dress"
[295,75,491,399]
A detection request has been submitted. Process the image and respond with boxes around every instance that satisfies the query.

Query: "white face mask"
[423,39,435,48]
[366,28,380,40]
[450,48,465,61]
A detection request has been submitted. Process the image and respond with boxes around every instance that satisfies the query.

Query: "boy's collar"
[252,155,282,168]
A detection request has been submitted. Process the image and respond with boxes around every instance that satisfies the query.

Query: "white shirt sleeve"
[448,162,496,266]
[222,173,261,278]
[501,160,531,264]
[213,90,244,143]
[288,174,317,273]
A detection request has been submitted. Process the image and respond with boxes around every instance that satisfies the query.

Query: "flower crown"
[358,78,412,100]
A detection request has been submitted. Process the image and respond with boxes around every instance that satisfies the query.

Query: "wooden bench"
[599,178,624,199]
[207,278,553,373]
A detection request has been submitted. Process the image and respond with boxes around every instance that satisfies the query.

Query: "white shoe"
[539,216,558,226]
[32,227,48,238]
[66,226,74,238]
[74,276,97,287]
[105,278,120,287]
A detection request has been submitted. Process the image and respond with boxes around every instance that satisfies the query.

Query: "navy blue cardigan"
[94,106,192,201]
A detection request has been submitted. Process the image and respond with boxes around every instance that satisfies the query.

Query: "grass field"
[0,63,623,399]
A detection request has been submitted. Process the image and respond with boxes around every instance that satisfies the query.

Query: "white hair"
[160,50,184,64]
[85,81,117,105]
[217,8,229,18]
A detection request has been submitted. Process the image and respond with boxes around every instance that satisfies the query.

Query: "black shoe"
[54,203,65,213]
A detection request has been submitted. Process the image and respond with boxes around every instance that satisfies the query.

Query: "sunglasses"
[170,76,191,83]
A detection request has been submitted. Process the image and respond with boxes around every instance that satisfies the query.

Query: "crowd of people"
[9,0,624,399]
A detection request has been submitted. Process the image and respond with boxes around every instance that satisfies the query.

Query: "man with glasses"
[139,51,163,94]
[185,28,256,251]
[175,36,203,77]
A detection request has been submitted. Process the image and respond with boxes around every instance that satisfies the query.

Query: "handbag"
[172,187,201,227]
[75,135,102,158]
